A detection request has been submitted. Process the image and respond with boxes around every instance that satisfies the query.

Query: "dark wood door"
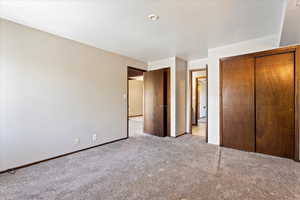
[144,69,169,137]
[255,53,295,158]
[221,56,255,152]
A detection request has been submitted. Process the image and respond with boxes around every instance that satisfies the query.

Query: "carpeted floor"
[1,128,300,199]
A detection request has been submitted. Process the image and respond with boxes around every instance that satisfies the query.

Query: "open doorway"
[144,68,170,137]
[190,67,208,142]
[127,67,146,137]
[127,66,171,138]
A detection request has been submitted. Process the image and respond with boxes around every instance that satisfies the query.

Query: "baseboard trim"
[0,137,128,174]
[128,114,143,118]
[295,155,300,162]
[175,132,188,138]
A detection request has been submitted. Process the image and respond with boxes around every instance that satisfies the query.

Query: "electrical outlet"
[74,138,80,145]
[92,134,97,142]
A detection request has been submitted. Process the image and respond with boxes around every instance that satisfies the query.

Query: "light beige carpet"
[1,125,300,199]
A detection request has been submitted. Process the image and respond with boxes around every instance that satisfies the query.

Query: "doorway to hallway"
[127,67,146,137]
[190,67,208,142]
[127,67,170,138]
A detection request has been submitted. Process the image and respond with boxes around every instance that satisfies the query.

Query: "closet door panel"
[221,56,255,152]
[255,52,295,158]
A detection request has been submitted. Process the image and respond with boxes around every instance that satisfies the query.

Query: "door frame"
[219,45,300,161]
[189,65,208,143]
[127,66,147,138]
[195,76,207,126]
[143,67,171,137]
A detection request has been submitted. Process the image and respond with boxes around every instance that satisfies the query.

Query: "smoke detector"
[148,14,159,21]
[297,0,300,7]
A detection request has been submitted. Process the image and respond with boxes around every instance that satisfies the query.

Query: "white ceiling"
[208,0,284,48]
[280,0,300,46]
[0,0,285,62]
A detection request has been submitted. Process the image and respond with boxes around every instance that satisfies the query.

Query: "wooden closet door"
[221,56,255,152]
[255,53,295,158]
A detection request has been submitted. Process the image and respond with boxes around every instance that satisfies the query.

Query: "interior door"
[221,56,255,152]
[144,69,169,137]
[255,52,295,158]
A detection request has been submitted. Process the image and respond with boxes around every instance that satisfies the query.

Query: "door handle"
[159,105,167,108]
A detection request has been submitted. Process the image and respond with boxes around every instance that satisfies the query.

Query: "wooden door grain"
[144,69,169,137]
[220,56,255,152]
[255,53,295,158]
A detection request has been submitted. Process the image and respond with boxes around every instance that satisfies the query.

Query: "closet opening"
[219,46,300,161]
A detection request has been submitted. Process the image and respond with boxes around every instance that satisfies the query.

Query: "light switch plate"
[92,134,97,141]
[74,138,80,145]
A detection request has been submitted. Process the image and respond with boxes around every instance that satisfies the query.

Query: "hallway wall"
[128,80,143,117]
[198,80,207,118]
[175,58,187,136]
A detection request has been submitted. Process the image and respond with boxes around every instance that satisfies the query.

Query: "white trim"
[187,58,208,70]
[278,0,288,46]
[208,35,279,54]
[147,58,174,71]
[147,57,177,137]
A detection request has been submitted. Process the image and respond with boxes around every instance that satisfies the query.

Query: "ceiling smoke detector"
[148,14,159,21]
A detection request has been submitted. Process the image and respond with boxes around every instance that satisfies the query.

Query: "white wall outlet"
[74,138,80,145]
[123,94,127,100]
[92,134,97,142]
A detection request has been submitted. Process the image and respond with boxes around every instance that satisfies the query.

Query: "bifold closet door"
[255,53,295,159]
[221,56,255,152]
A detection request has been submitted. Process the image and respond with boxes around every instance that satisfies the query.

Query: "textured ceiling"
[280,0,300,46]
[0,0,285,62]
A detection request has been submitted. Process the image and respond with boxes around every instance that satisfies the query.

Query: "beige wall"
[128,80,143,117]
[175,58,187,136]
[0,18,146,171]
